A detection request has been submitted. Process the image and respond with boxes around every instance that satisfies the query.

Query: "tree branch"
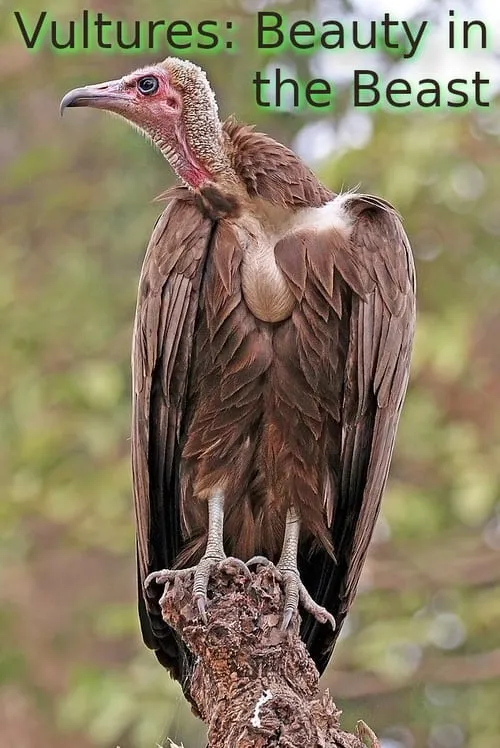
[160,566,378,748]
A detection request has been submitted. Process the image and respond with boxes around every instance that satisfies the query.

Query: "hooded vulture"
[61,57,416,699]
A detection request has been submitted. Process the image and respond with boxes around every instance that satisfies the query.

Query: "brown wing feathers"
[132,190,214,686]
[282,198,415,672]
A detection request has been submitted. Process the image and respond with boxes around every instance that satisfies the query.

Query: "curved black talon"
[195,592,208,623]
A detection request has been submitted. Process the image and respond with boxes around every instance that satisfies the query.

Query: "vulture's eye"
[137,76,159,96]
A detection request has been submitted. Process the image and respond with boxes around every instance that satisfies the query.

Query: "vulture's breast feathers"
[229,195,355,324]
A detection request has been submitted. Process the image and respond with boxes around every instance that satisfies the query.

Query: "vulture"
[61,57,416,700]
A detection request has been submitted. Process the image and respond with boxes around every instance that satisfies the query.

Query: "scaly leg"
[248,507,336,631]
[145,491,249,622]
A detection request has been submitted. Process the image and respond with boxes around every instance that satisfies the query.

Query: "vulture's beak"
[60,79,128,116]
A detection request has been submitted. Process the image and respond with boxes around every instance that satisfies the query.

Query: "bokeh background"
[1,0,499,746]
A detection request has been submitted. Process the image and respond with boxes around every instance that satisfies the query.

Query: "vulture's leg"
[145,491,249,622]
[248,507,336,631]
[277,507,336,629]
[191,491,251,619]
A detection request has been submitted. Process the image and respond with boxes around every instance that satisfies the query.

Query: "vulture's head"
[60,58,230,189]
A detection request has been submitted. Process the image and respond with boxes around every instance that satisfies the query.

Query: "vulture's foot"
[247,556,336,631]
[145,555,250,623]
[145,493,252,622]
[144,566,194,608]
[278,564,336,630]
[192,553,251,622]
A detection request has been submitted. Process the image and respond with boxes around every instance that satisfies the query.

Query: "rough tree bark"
[160,566,380,748]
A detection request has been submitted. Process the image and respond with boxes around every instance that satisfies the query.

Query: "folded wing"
[131,188,213,686]
[277,195,416,673]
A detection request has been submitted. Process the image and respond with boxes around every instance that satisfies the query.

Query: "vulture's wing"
[279,195,416,674]
[131,188,213,685]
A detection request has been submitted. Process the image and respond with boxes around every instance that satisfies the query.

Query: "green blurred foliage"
[1,1,499,747]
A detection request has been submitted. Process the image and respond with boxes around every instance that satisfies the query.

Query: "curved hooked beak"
[60,79,129,116]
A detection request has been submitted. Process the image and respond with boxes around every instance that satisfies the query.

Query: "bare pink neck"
[180,160,212,190]
[159,127,214,191]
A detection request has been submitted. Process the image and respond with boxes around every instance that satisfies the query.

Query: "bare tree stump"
[160,566,379,748]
